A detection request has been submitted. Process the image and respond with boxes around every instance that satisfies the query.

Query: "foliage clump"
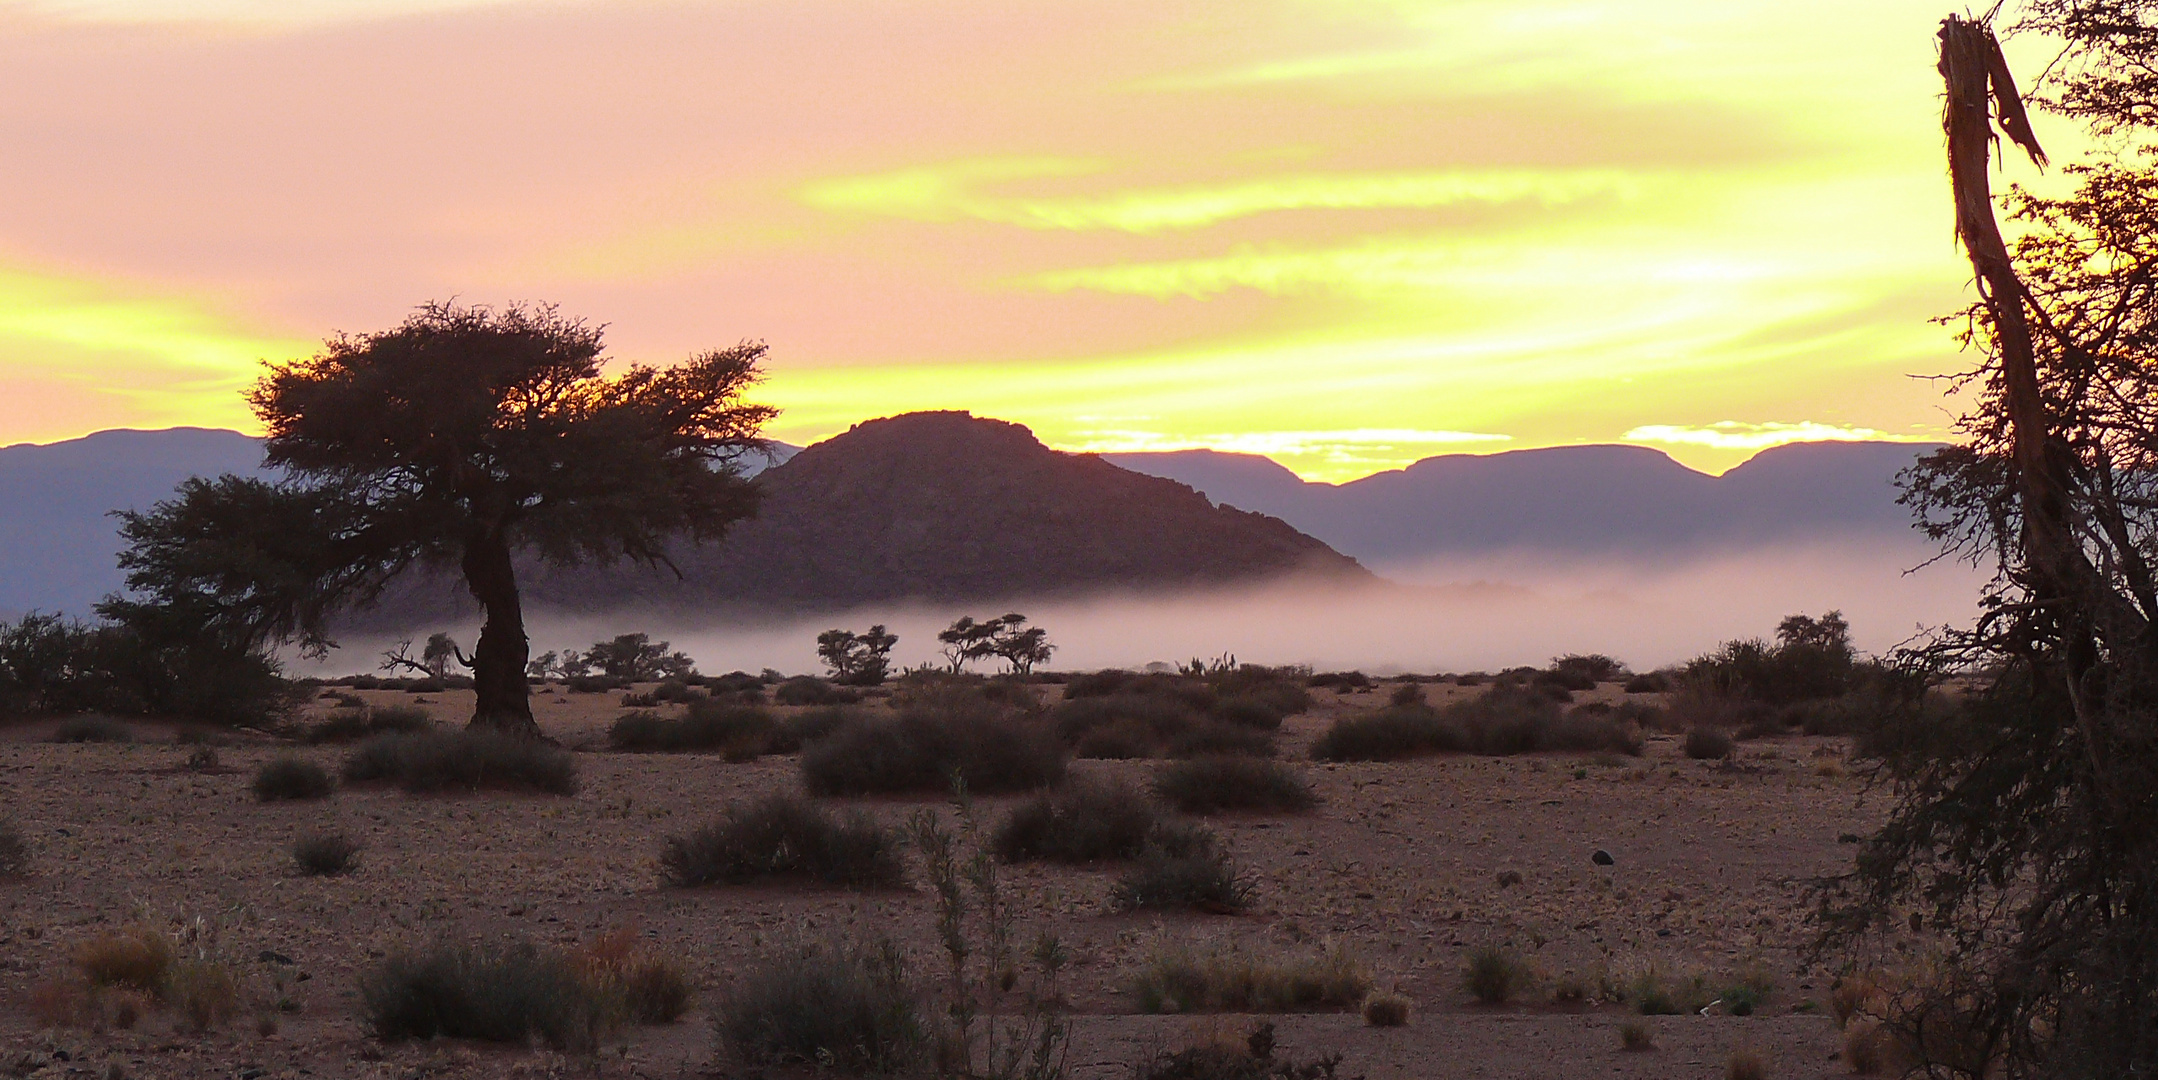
[992,779,1162,863]
[1128,941,1371,1013]
[1155,756,1315,814]
[341,730,578,795]
[801,699,1064,796]
[293,831,360,875]
[254,756,335,801]
[661,795,905,889]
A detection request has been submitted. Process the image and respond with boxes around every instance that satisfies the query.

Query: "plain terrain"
[0,679,1887,1079]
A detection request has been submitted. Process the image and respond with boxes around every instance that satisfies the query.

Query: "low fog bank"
[292,539,1991,678]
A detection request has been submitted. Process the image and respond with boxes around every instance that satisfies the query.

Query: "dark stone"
[257,950,295,965]
[1591,849,1615,866]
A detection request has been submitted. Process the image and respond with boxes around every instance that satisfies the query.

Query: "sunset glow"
[0,0,2030,478]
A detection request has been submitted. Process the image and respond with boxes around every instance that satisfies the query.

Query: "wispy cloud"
[1622,421,1930,451]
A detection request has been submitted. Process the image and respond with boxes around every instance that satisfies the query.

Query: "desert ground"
[0,678,1891,1079]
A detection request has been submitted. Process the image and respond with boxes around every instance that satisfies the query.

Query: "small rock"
[1592,849,1615,866]
[257,951,295,966]
[1496,870,1523,888]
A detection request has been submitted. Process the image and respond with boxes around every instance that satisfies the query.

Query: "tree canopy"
[113,302,775,735]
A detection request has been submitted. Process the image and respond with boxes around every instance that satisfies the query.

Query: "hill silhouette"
[366,411,1368,623]
[1107,439,1943,566]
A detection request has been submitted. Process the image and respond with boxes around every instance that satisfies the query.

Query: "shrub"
[786,705,856,745]
[1463,947,1528,1004]
[185,746,220,771]
[1310,686,1641,762]
[301,705,433,744]
[1726,1049,1767,1080]
[1552,654,1627,684]
[167,959,241,1031]
[1206,666,1312,719]
[254,757,335,801]
[51,716,133,743]
[993,780,1159,863]
[1624,671,1672,694]
[620,679,706,707]
[715,940,921,1072]
[362,940,614,1050]
[1685,727,1736,760]
[1169,718,1277,758]
[1388,682,1427,707]
[1362,991,1410,1027]
[1055,692,1222,759]
[342,730,578,795]
[293,831,360,876]
[1619,1019,1655,1051]
[1112,840,1253,913]
[661,795,905,889]
[1212,696,1289,732]
[1155,756,1316,814]
[73,925,174,992]
[571,929,692,1025]
[1309,705,1460,762]
[608,702,790,757]
[1128,941,1370,1012]
[774,676,859,706]
[0,818,24,877]
[1128,1022,1345,1080]
[801,707,1064,797]
[1307,671,1372,691]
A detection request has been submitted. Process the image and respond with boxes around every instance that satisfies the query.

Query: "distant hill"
[370,411,1368,622]
[0,428,268,619]
[1106,440,1945,566]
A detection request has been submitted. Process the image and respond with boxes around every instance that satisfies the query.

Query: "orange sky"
[0,0,2055,479]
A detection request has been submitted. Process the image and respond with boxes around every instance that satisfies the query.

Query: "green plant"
[801,706,1064,797]
[292,831,360,876]
[775,675,861,706]
[50,716,133,744]
[715,938,922,1072]
[341,730,578,795]
[993,780,1160,863]
[817,625,900,686]
[1463,947,1528,1005]
[1684,727,1735,761]
[608,702,791,756]
[360,939,613,1051]
[1127,941,1370,1013]
[1112,837,1252,913]
[1361,991,1410,1027]
[661,795,904,889]
[908,795,1071,1080]
[0,818,24,877]
[253,756,334,802]
[1619,1019,1654,1051]
[1154,756,1315,815]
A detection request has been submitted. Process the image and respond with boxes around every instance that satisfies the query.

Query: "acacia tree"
[1827,11,2158,1073]
[817,625,898,685]
[114,302,774,736]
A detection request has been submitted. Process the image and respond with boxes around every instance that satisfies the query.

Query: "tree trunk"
[461,528,538,737]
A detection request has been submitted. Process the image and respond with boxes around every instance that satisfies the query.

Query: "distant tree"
[109,302,774,736]
[381,632,466,680]
[816,625,898,686]
[937,613,1052,676]
[579,633,696,682]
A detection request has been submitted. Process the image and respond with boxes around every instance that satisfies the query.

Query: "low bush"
[786,705,857,745]
[167,958,241,1031]
[73,925,174,992]
[1726,1049,1767,1080]
[51,716,132,743]
[301,705,432,744]
[293,831,360,876]
[715,940,921,1072]
[1685,727,1736,760]
[1307,671,1372,691]
[1362,991,1411,1027]
[609,702,792,758]
[620,679,706,707]
[992,780,1159,863]
[0,818,24,877]
[360,940,613,1051]
[254,756,335,801]
[342,730,578,795]
[1128,941,1370,1013]
[661,795,905,889]
[1464,947,1530,1004]
[572,929,692,1025]
[1112,839,1253,913]
[1128,1021,1345,1080]
[1388,682,1427,707]
[1310,686,1643,762]
[1623,671,1672,694]
[801,706,1064,797]
[1629,967,1714,1015]
[1620,1019,1655,1051]
[1169,718,1277,758]
[774,676,860,706]
[1155,756,1316,815]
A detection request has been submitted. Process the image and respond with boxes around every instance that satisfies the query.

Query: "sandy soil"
[0,680,1891,1079]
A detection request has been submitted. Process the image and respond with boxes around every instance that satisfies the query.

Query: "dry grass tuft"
[1128,940,1370,1013]
[1360,991,1411,1027]
[1463,947,1530,1005]
[73,925,174,992]
[1619,1018,1654,1051]
[1726,1048,1768,1080]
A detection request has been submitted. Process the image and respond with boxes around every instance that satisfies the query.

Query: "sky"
[0,0,2056,480]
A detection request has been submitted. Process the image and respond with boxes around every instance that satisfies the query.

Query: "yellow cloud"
[1622,421,1933,451]
[798,160,1632,234]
